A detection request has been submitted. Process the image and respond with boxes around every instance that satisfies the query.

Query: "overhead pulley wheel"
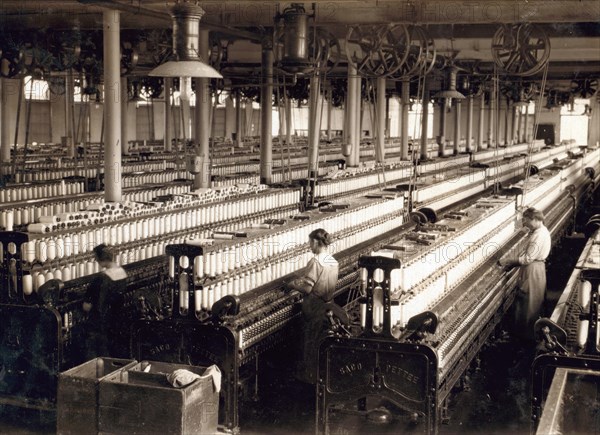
[313,28,342,73]
[390,26,436,80]
[491,23,550,77]
[570,78,598,99]
[0,46,25,78]
[121,41,139,76]
[346,24,410,78]
[146,29,173,67]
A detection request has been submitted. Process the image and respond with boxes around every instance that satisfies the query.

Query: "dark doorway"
[536,123,556,145]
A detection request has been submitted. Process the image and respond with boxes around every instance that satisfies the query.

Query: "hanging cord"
[22,77,34,175]
[150,96,156,141]
[100,100,105,146]
[244,96,253,138]
[275,75,285,182]
[311,13,323,181]
[83,94,89,179]
[491,64,501,194]
[368,77,387,189]
[317,68,328,178]
[282,78,292,181]
[171,92,179,147]
[146,97,152,141]
[406,67,427,219]
[209,86,220,182]
[522,63,549,206]
[99,119,106,190]
[179,94,186,143]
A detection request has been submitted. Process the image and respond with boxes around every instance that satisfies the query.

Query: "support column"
[353,73,361,165]
[65,71,75,158]
[376,76,386,163]
[308,74,321,178]
[503,99,510,145]
[120,77,129,156]
[103,9,122,202]
[466,95,474,153]
[285,94,292,146]
[516,106,523,144]
[385,93,390,139]
[180,77,191,141]
[510,103,517,145]
[420,82,430,161]
[260,41,273,184]
[195,29,211,189]
[235,90,243,147]
[164,78,172,151]
[453,99,462,155]
[396,97,402,138]
[225,94,235,140]
[494,93,501,149]
[327,84,333,141]
[437,100,447,157]
[0,80,10,165]
[0,79,9,183]
[487,91,494,147]
[588,97,600,147]
[346,64,358,166]
[477,92,485,150]
[400,80,410,160]
[524,103,530,143]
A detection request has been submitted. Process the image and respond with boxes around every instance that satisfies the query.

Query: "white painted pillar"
[103,9,122,202]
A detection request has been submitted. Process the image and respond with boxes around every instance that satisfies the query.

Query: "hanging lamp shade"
[148,1,222,78]
[433,67,465,100]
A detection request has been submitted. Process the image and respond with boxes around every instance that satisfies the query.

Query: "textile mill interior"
[0,1,600,434]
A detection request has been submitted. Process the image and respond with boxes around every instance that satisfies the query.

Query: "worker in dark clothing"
[83,244,128,359]
[499,207,552,341]
[286,229,339,384]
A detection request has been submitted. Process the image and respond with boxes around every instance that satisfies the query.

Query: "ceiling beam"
[76,0,264,41]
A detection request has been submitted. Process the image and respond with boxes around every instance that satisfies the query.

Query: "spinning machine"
[135,192,406,431]
[0,232,169,411]
[531,216,600,433]
[0,142,594,427]
[315,147,600,435]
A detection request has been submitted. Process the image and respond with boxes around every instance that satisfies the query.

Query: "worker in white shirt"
[286,228,339,384]
[500,207,552,340]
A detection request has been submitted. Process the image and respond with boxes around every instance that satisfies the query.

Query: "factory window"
[23,76,50,100]
[386,98,434,139]
[408,102,434,139]
[73,85,84,103]
[520,101,536,114]
[560,98,590,145]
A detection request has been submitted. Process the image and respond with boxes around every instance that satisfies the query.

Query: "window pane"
[24,76,49,101]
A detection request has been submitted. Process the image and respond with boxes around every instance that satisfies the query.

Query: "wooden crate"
[98,361,219,435]
[57,357,137,435]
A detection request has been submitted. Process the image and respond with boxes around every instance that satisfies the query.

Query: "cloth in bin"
[166,365,222,393]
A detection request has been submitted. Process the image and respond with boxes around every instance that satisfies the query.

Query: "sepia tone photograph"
[0,1,599,434]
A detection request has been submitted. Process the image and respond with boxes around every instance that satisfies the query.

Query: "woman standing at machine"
[83,244,129,359]
[500,207,552,341]
[287,228,339,384]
